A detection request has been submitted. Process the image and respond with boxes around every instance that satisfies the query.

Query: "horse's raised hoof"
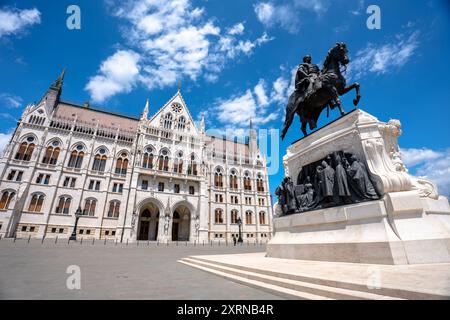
[353,95,361,106]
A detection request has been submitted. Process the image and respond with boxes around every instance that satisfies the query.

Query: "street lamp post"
[69,207,82,241]
[237,217,243,244]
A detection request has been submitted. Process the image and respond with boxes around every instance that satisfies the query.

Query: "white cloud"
[0,93,22,108]
[401,147,450,196]
[208,71,294,135]
[217,32,272,60]
[85,50,141,103]
[254,0,329,33]
[349,0,365,15]
[400,148,442,167]
[348,32,419,80]
[0,7,41,38]
[293,0,329,15]
[0,113,16,121]
[86,0,272,100]
[0,131,13,157]
[272,76,290,104]
[254,80,269,106]
[254,2,299,33]
[228,23,245,35]
[217,90,257,125]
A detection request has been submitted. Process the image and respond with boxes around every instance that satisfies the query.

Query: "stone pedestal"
[268,109,450,265]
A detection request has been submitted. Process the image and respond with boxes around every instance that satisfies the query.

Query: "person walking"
[232,235,237,246]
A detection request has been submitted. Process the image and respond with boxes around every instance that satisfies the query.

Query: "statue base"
[269,109,450,265]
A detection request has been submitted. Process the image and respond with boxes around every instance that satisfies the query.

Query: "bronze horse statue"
[281,43,361,139]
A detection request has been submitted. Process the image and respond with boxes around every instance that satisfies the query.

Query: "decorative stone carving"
[164,214,170,236]
[282,109,440,202]
[276,151,380,214]
[194,215,200,235]
[270,109,450,265]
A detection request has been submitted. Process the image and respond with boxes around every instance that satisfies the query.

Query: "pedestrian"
[232,235,237,246]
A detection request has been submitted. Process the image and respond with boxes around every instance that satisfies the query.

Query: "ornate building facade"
[0,72,273,242]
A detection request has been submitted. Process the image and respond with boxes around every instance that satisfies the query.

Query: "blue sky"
[1,0,450,197]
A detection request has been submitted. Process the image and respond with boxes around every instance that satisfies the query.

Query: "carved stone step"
[179,257,403,300]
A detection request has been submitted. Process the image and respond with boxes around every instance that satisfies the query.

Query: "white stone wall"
[0,93,273,243]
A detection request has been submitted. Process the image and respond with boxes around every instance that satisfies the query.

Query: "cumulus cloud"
[0,93,22,108]
[254,0,329,33]
[348,32,419,80]
[400,148,442,167]
[254,2,299,33]
[0,7,41,38]
[86,0,272,100]
[85,50,141,103]
[227,23,245,35]
[401,147,450,196]
[0,131,13,156]
[207,71,294,136]
[349,0,365,16]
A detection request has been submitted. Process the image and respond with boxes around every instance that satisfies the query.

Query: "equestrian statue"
[281,42,361,139]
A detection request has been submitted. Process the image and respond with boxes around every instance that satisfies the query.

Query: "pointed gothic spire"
[249,118,257,155]
[199,114,205,133]
[141,98,149,121]
[50,67,66,91]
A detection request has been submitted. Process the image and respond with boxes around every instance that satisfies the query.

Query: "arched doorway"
[138,203,159,240]
[172,205,190,241]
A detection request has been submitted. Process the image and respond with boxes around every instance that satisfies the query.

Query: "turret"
[199,114,205,134]
[39,68,65,115]
[140,98,149,121]
[249,119,258,158]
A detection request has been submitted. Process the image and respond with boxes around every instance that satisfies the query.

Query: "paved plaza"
[0,239,282,300]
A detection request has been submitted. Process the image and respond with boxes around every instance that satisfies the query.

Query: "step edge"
[181,258,400,300]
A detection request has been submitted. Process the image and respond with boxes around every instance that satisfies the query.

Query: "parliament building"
[0,71,273,242]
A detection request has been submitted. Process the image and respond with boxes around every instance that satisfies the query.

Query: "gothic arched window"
[163,113,173,129]
[245,211,253,224]
[256,173,265,192]
[68,145,85,169]
[214,209,224,224]
[83,198,97,216]
[115,153,129,175]
[0,190,15,210]
[229,169,238,189]
[259,211,266,225]
[158,149,170,171]
[188,153,198,176]
[243,171,252,191]
[42,145,60,165]
[56,196,71,214]
[214,167,223,188]
[28,194,44,212]
[173,151,183,173]
[177,116,186,131]
[107,200,120,218]
[15,140,35,161]
[142,147,154,169]
[92,154,107,172]
[230,210,238,224]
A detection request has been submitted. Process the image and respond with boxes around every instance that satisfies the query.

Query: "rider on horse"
[281,43,361,140]
[281,55,320,140]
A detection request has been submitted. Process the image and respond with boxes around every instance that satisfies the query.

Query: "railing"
[48,116,135,143]
[142,124,201,145]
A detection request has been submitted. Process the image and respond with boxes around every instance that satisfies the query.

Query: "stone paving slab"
[189,252,450,298]
[0,240,282,300]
